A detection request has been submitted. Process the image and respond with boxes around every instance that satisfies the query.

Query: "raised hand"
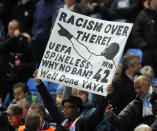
[33,70,42,85]
[105,104,113,118]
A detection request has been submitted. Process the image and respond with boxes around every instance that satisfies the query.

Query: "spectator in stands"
[12,0,37,34]
[140,65,154,82]
[51,0,94,29]
[25,112,42,131]
[62,85,111,130]
[0,19,35,101]
[134,124,152,131]
[33,70,112,131]
[10,82,40,106]
[72,88,95,117]
[132,0,157,76]
[106,75,157,131]
[6,104,24,131]
[19,104,56,131]
[109,53,141,114]
[11,82,31,104]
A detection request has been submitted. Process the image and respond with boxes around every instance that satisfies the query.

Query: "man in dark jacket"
[132,0,157,76]
[106,75,157,131]
[0,20,35,101]
[33,70,110,131]
[109,53,141,114]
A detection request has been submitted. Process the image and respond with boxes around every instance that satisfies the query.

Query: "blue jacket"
[32,0,61,40]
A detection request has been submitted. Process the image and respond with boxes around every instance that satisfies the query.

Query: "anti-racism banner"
[38,8,133,96]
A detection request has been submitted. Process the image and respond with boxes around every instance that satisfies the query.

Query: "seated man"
[6,104,24,131]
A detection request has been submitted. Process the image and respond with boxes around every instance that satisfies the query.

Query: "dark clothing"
[36,83,107,131]
[0,35,35,100]
[97,0,143,22]
[32,0,60,63]
[32,0,59,40]
[132,7,157,76]
[0,0,18,34]
[108,88,157,131]
[109,71,136,114]
[12,0,36,33]
[151,119,157,131]
[0,35,35,82]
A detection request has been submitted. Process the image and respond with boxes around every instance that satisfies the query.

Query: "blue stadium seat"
[152,78,157,86]
[27,78,59,101]
[3,93,10,109]
[50,122,57,127]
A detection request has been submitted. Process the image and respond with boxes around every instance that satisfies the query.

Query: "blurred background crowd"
[0,0,157,131]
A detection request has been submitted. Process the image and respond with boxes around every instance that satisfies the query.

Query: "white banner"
[38,8,133,96]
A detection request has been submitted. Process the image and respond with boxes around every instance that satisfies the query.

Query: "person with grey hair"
[106,75,157,131]
[19,103,56,131]
[134,124,152,131]
[140,65,154,82]
[25,112,42,131]
[109,53,141,114]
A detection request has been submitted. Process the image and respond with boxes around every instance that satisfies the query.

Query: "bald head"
[134,75,151,98]
[135,75,151,85]
[8,20,20,37]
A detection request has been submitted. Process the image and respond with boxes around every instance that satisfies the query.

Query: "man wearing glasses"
[33,70,111,131]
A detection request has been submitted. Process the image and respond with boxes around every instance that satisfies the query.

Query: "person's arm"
[83,84,113,130]
[106,101,136,130]
[83,95,108,130]
[108,79,121,114]
[33,70,65,124]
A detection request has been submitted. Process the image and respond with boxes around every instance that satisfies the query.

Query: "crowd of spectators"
[0,0,157,131]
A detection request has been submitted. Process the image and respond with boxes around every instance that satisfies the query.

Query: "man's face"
[64,0,75,8]
[8,21,19,37]
[8,114,22,127]
[134,78,150,98]
[130,57,141,74]
[14,87,27,102]
[73,91,88,104]
[63,102,78,120]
